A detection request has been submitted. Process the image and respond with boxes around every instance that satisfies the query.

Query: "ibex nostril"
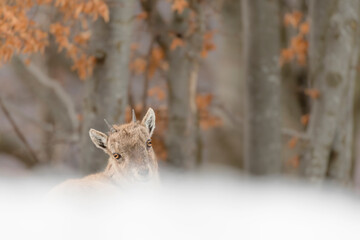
[138,168,149,177]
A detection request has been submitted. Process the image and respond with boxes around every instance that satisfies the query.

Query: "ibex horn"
[132,109,136,123]
[104,119,116,133]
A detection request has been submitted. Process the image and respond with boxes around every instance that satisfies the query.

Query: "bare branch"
[0,97,40,165]
[141,39,155,117]
[4,101,53,132]
[282,128,309,140]
[0,132,37,167]
[213,102,243,126]
[11,57,79,134]
[140,0,170,50]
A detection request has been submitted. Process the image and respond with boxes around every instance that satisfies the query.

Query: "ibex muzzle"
[89,108,158,183]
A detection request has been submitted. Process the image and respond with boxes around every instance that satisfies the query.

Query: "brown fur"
[50,109,158,195]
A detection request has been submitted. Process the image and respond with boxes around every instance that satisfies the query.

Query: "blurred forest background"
[1,0,360,189]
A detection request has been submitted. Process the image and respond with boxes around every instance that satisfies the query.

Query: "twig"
[212,102,243,126]
[128,74,136,111]
[4,102,53,132]
[0,132,37,167]
[141,39,155,117]
[12,57,79,133]
[282,128,309,140]
[0,97,40,164]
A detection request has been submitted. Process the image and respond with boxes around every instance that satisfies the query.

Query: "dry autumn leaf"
[130,43,139,52]
[171,0,189,14]
[74,31,91,45]
[24,58,31,66]
[200,116,222,130]
[196,94,223,130]
[136,12,148,20]
[130,58,147,75]
[71,54,95,80]
[297,53,307,66]
[147,46,165,79]
[77,113,83,122]
[170,37,185,51]
[291,35,307,54]
[97,1,110,22]
[280,48,294,66]
[148,86,166,101]
[201,31,216,58]
[282,11,309,67]
[284,11,303,28]
[196,94,213,110]
[301,114,310,126]
[304,88,320,99]
[288,155,300,168]
[300,22,310,35]
[0,0,109,80]
[287,137,298,149]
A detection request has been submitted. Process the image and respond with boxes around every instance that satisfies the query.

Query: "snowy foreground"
[0,170,359,240]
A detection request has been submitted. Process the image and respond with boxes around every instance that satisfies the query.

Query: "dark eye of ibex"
[146,139,152,148]
[113,153,121,160]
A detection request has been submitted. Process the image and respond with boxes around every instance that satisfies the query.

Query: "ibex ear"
[142,108,155,137]
[89,129,108,151]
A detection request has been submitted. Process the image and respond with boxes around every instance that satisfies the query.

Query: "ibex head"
[89,108,157,183]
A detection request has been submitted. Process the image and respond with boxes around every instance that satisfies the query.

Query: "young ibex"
[50,108,158,195]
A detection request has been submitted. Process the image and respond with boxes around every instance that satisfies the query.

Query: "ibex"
[50,108,158,195]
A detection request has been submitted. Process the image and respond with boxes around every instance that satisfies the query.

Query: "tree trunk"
[280,0,308,175]
[206,0,244,168]
[304,0,359,183]
[354,52,360,187]
[80,0,135,173]
[166,4,204,169]
[243,0,282,175]
[139,0,204,169]
[166,51,200,168]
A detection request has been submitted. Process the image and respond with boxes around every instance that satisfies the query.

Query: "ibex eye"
[146,139,152,148]
[113,153,121,159]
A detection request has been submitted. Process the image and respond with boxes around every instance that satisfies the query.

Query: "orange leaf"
[77,114,83,122]
[171,0,189,14]
[292,11,303,27]
[304,88,320,99]
[284,11,303,28]
[98,2,110,22]
[170,37,184,51]
[136,11,148,20]
[287,137,298,149]
[288,155,300,168]
[301,114,310,126]
[299,22,310,35]
[24,58,31,66]
[196,94,213,110]
[200,115,223,130]
[131,43,139,51]
[74,3,84,19]
[280,48,295,65]
[130,58,147,75]
[148,86,166,101]
[74,31,91,45]
[147,46,165,79]
[297,53,307,66]
[201,31,216,58]
[50,23,70,36]
[197,93,222,130]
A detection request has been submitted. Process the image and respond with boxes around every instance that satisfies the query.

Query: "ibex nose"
[138,168,149,177]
